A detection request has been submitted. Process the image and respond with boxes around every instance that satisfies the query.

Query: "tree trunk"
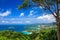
[56,18,60,40]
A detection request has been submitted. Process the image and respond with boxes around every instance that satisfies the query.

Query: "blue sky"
[0,0,55,24]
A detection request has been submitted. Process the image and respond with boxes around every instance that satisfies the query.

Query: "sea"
[0,24,40,34]
[0,24,25,32]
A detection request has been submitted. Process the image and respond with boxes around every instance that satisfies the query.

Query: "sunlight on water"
[22,31,32,35]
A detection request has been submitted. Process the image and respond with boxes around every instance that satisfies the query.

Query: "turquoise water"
[22,31,32,35]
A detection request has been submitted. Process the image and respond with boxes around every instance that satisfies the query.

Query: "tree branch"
[44,1,57,18]
[46,6,57,18]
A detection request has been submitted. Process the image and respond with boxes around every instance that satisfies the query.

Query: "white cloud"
[2,21,5,23]
[0,10,11,17]
[2,20,9,23]
[0,14,56,24]
[20,13,24,17]
[39,6,43,9]
[29,10,34,16]
[39,6,45,9]
[1,20,23,24]
[54,12,57,16]
[37,14,56,23]
[25,21,31,23]
[11,18,15,20]
[11,21,22,24]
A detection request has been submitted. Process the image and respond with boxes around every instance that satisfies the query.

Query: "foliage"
[18,0,28,9]
[18,0,60,9]
[0,27,57,40]
[39,28,57,40]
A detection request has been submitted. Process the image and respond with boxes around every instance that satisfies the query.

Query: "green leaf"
[18,0,28,9]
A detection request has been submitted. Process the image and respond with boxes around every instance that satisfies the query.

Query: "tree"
[18,0,60,40]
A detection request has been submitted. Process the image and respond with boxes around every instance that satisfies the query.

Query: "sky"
[0,0,56,25]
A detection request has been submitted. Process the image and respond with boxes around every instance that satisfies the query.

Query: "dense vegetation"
[0,28,57,40]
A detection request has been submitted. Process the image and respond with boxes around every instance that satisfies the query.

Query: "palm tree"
[18,0,60,40]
